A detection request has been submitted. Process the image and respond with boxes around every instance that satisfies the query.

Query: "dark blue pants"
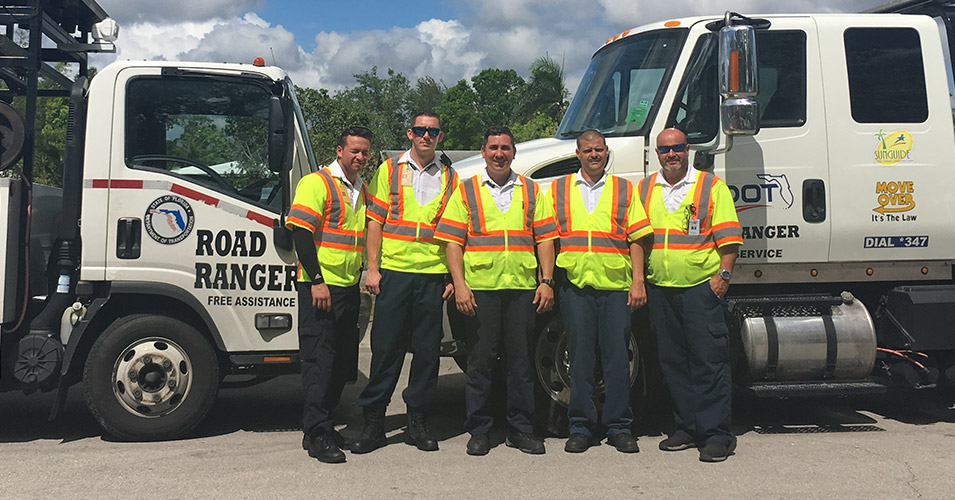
[357,269,445,412]
[560,284,633,437]
[463,289,536,435]
[647,281,734,447]
[298,282,360,436]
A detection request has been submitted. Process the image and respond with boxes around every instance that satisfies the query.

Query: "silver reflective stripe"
[468,234,535,248]
[523,178,536,232]
[317,170,342,229]
[314,233,364,246]
[638,173,656,206]
[435,221,467,240]
[554,176,568,230]
[534,220,557,237]
[367,202,387,219]
[287,207,319,230]
[462,178,483,233]
[431,166,457,225]
[388,159,401,220]
[665,233,712,245]
[560,235,627,250]
[696,172,714,223]
[712,226,742,241]
[613,177,628,235]
[384,225,416,236]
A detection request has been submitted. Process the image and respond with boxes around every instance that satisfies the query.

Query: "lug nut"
[162,360,172,370]
[152,394,161,403]
[128,370,138,381]
[133,390,143,400]
[142,356,152,364]
[168,379,177,389]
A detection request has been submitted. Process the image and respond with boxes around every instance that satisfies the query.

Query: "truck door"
[820,18,955,263]
[101,67,298,352]
[666,19,829,268]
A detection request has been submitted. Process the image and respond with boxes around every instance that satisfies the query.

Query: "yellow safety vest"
[550,173,652,291]
[435,174,557,290]
[286,168,366,287]
[637,170,743,287]
[366,156,458,274]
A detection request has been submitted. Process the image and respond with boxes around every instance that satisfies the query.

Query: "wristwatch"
[540,278,556,289]
[718,269,732,281]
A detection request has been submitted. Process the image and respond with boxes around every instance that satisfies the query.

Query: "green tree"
[436,69,526,149]
[337,67,412,151]
[520,56,569,122]
[408,76,445,116]
[511,112,559,143]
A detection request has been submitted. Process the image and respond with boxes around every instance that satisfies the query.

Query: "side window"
[667,30,808,142]
[530,157,581,180]
[667,34,719,144]
[125,77,280,211]
[844,27,927,123]
[756,31,806,127]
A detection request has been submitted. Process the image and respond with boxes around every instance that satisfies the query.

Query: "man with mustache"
[435,126,557,456]
[550,129,652,454]
[287,126,373,463]
[639,128,742,462]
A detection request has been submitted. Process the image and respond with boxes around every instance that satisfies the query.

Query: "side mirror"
[718,17,759,136]
[268,96,286,173]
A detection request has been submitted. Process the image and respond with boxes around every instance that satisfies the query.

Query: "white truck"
[449,0,955,431]
[0,0,330,440]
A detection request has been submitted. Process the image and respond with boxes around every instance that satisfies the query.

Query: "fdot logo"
[730,174,794,212]
[144,195,195,245]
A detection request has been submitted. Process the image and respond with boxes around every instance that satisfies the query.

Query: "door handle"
[802,179,826,223]
[117,217,141,259]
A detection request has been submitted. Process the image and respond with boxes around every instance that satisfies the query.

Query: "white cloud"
[91,0,889,96]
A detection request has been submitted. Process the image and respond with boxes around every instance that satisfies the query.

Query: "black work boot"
[306,433,346,464]
[351,406,387,454]
[406,409,438,451]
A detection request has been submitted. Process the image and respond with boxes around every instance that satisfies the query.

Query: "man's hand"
[311,283,332,311]
[365,268,381,295]
[533,283,554,314]
[709,273,729,299]
[454,282,477,316]
[442,282,454,301]
[628,280,647,311]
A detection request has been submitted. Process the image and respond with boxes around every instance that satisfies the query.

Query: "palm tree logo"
[874,129,888,150]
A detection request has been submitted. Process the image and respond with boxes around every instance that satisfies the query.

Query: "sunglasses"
[657,143,687,154]
[411,126,442,137]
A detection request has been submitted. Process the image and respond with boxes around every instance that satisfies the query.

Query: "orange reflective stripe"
[521,175,536,232]
[638,173,657,217]
[431,167,458,225]
[462,176,484,233]
[317,169,345,229]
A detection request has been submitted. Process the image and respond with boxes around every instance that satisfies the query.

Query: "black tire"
[532,313,644,436]
[83,314,219,441]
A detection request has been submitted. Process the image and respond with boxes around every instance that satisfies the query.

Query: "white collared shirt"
[656,164,698,213]
[482,170,521,213]
[399,150,443,205]
[575,171,607,214]
[328,161,362,210]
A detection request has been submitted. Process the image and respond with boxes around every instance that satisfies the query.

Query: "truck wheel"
[83,314,219,441]
[532,314,642,436]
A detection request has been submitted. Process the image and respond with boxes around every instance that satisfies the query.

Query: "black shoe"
[406,409,438,451]
[505,432,545,455]
[352,407,387,454]
[607,433,639,453]
[564,433,596,453]
[302,430,353,451]
[466,433,490,456]
[699,440,736,463]
[306,433,346,464]
[659,430,698,452]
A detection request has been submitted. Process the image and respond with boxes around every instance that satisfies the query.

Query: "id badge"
[687,219,701,236]
[401,168,413,187]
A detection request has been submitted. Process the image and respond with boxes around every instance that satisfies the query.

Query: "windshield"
[557,29,688,139]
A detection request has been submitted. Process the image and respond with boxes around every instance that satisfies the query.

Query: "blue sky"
[93,0,886,93]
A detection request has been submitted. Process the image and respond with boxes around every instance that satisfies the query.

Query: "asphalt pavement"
[2,349,955,500]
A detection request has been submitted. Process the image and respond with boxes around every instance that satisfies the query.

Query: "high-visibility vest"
[366,156,458,274]
[434,174,557,290]
[286,167,366,287]
[637,170,743,287]
[550,173,652,291]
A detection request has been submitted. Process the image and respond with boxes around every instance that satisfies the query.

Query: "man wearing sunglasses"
[287,126,373,463]
[355,111,458,454]
[637,128,742,462]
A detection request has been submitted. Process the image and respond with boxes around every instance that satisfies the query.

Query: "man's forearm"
[293,227,321,280]
[366,220,383,271]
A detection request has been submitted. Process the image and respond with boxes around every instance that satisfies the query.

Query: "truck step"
[745,380,887,398]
